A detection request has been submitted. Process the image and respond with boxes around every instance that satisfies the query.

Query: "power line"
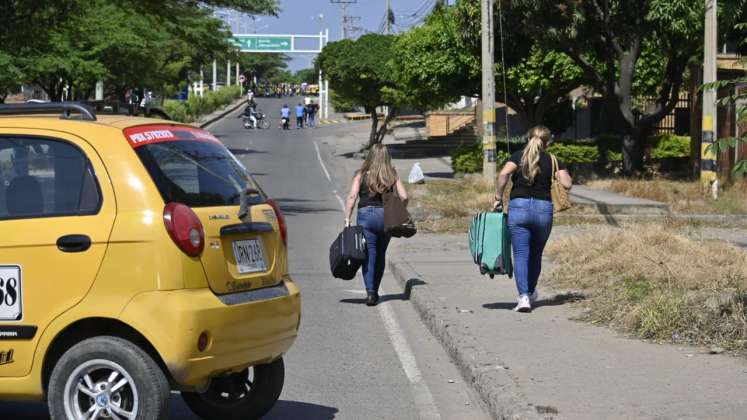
[330,0,359,39]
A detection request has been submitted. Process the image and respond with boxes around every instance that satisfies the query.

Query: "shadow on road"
[339,278,426,304]
[0,397,339,420]
[274,198,339,215]
[482,291,585,310]
[264,400,339,419]
[228,147,269,155]
[0,401,49,419]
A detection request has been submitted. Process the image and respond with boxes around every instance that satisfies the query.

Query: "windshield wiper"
[237,186,261,219]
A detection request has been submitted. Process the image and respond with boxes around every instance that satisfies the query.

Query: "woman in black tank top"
[343,144,408,306]
[494,126,573,312]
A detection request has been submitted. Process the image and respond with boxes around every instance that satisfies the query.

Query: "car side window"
[0,137,101,220]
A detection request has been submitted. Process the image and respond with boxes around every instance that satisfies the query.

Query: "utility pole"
[701,0,718,196]
[212,60,217,91]
[226,60,231,87]
[481,0,496,182]
[385,0,391,35]
[331,0,358,39]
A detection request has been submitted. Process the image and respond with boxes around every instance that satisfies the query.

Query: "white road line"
[332,190,346,212]
[378,287,442,420]
[314,141,332,182]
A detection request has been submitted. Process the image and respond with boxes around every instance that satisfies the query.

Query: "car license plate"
[232,239,267,274]
[0,266,22,321]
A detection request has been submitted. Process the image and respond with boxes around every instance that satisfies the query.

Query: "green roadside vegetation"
[546,226,747,353]
[163,86,243,123]
[450,134,691,174]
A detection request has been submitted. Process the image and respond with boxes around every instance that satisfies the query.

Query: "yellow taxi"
[0,102,301,420]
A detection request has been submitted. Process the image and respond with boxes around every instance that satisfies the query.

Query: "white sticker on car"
[0,266,22,321]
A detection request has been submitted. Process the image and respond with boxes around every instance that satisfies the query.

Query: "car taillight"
[163,202,204,257]
[266,199,287,246]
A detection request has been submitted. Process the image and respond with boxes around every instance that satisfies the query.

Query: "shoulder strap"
[549,154,559,181]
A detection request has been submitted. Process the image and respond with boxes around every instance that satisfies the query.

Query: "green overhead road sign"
[232,35,292,52]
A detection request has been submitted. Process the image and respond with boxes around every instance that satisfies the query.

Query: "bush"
[649,134,690,159]
[547,143,600,163]
[163,85,242,123]
[450,143,509,174]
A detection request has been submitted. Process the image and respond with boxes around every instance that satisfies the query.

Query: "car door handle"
[56,234,92,253]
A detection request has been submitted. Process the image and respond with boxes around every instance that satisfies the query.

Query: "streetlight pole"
[701,0,718,196]
[212,60,217,91]
[480,0,496,183]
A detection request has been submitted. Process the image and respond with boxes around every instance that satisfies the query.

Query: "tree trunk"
[622,128,646,176]
[368,108,379,147]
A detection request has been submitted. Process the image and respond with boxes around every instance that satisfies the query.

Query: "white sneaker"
[514,294,532,312]
[529,289,539,305]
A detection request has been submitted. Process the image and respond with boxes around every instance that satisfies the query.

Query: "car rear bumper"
[119,277,300,389]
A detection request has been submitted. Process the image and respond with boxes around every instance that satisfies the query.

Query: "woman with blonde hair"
[344,144,408,306]
[495,126,572,312]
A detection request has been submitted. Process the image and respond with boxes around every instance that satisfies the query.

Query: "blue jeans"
[307,113,316,127]
[357,206,391,293]
[507,198,553,296]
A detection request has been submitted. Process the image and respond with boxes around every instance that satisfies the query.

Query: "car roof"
[0,114,191,131]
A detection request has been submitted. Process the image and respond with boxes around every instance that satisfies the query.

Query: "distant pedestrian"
[306,101,318,128]
[295,103,305,129]
[344,144,408,306]
[494,126,572,312]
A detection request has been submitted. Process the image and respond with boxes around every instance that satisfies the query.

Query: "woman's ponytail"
[520,126,552,185]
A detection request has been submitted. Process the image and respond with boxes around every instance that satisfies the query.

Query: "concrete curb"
[388,260,542,420]
[196,98,247,129]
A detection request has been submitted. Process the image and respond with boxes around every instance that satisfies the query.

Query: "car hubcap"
[63,359,139,419]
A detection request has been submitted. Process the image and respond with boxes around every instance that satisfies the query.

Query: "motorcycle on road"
[243,112,271,129]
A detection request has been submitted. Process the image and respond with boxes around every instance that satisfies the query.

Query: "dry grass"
[409,175,512,233]
[588,179,747,214]
[546,226,747,351]
[410,175,497,219]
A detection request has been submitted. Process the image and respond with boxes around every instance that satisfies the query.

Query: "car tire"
[182,357,284,420]
[47,336,170,420]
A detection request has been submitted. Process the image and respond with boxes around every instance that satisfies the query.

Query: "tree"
[295,68,319,85]
[390,0,583,130]
[514,0,715,175]
[0,0,276,100]
[318,34,397,146]
[239,53,291,84]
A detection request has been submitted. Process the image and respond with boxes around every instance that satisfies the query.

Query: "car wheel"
[47,336,170,420]
[182,357,284,420]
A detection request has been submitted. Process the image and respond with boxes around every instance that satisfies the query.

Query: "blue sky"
[235,0,442,71]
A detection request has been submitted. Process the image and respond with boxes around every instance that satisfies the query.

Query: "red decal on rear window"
[123,125,220,148]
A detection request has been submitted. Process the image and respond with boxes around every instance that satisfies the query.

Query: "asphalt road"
[0,97,488,420]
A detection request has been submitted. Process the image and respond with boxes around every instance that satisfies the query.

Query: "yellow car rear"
[0,102,300,420]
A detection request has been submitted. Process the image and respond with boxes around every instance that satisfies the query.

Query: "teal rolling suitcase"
[468,211,513,278]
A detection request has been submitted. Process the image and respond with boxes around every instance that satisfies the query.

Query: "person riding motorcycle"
[243,101,258,128]
[280,104,291,130]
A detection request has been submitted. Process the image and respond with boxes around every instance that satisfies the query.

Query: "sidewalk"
[320,124,669,213]
[387,231,747,420]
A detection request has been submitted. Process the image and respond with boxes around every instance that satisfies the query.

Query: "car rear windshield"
[127,125,263,207]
